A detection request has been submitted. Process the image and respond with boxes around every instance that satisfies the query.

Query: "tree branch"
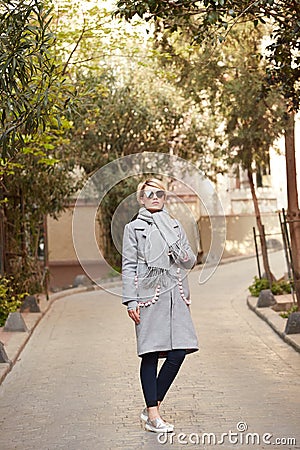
[61,22,87,76]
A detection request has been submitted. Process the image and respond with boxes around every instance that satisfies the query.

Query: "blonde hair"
[136,178,167,204]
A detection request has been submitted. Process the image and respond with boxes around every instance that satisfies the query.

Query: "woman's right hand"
[128,305,140,324]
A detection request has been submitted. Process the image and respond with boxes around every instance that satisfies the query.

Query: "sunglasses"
[142,190,165,199]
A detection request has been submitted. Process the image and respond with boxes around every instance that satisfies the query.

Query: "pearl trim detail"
[135,269,191,307]
[138,285,161,307]
[177,268,191,305]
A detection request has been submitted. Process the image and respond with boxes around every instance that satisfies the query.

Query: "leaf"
[42,143,55,150]
[37,157,60,165]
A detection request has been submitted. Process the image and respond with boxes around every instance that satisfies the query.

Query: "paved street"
[0,251,300,450]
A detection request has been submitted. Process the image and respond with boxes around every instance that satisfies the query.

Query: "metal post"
[261,223,272,286]
[279,211,292,279]
[43,215,49,301]
[282,209,294,267]
[253,226,261,279]
[282,208,296,304]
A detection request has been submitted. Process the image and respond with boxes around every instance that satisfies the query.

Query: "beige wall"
[48,208,75,262]
[199,213,282,259]
[47,203,106,289]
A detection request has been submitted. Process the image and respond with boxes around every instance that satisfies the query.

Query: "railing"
[253,208,296,303]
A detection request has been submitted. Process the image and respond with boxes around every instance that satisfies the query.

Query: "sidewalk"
[0,278,122,385]
[0,253,299,449]
[0,286,96,385]
[247,295,300,354]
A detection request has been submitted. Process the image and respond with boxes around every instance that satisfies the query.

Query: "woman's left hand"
[128,305,140,324]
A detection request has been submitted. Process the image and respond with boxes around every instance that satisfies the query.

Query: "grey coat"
[122,216,199,358]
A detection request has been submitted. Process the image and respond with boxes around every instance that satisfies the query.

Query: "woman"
[122,178,199,433]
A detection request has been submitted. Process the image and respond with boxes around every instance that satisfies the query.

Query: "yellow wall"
[47,203,103,263]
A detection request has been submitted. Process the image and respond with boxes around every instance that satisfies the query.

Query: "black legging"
[140,349,186,407]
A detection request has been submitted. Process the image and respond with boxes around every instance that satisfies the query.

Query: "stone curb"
[247,296,300,354]
[0,280,121,386]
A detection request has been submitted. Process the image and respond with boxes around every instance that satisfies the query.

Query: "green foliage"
[151,21,285,176]
[248,276,269,296]
[0,0,83,293]
[0,0,74,158]
[1,114,81,289]
[0,277,27,327]
[2,0,294,298]
[69,68,214,174]
[220,26,285,171]
[115,0,300,112]
[280,305,298,319]
[249,276,292,297]
[68,56,220,263]
[271,280,292,296]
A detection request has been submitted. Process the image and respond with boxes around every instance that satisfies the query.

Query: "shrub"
[271,280,292,295]
[0,277,28,327]
[248,276,269,296]
[280,305,298,318]
[248,276,292,297]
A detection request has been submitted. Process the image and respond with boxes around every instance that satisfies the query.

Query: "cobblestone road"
[0,251,300,450]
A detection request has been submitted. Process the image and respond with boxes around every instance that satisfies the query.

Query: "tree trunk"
[247,168,275,285]
[285,111,300,309]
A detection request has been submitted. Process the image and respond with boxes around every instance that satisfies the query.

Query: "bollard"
[20,295,41,313]
[73,274,93,287]
[256,289,276,308]
[0,341,11,364]
[3,312,28,332]
[285,312,300,335]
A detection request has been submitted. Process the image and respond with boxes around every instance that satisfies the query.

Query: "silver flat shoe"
[140,407,148,423]
[145,417,174,433]
[140,407,174,428]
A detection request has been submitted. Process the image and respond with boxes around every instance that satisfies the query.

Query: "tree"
[154,22,285,284]
[115,0,299,108]
[0,0,223,287]
[66,64,223,266]
[219,26,285,285]
[0,0,73,158]
[115,0,300,307]
[0,0,80,296]
[1,116,82,292]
